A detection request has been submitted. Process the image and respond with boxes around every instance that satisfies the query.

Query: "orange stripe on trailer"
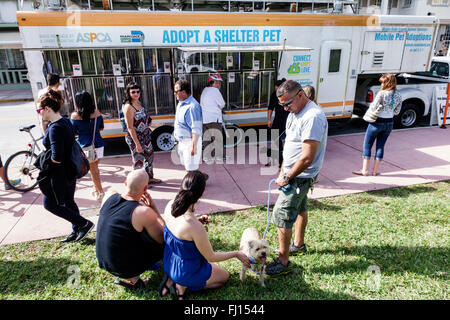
[103,119,119,123]
[320,101,354,108]
[102,133,126,138]
[326,115,352,119]
[17,12,379,27]
[224,108,268,115]
[236,121,269,127]
[152,115,175,120]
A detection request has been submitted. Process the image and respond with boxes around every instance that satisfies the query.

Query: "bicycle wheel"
[223,123,244,148]
[4,150,39,192]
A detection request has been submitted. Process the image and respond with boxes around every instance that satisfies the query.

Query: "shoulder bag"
[363,92,384,123]
[71,141,90,179]
[82,114,98,163]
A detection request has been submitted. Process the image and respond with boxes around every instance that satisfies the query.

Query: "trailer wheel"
[395,103,419,128]
[152,126,176,151]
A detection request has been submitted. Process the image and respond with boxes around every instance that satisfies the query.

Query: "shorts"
[177,137,202,171]
[95,146,104,159]
[272,177,315,229]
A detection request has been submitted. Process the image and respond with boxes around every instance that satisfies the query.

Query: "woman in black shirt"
[37,90,94,243]
[267,79,288,168]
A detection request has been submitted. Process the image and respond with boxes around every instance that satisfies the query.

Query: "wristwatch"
[282,173,291,184]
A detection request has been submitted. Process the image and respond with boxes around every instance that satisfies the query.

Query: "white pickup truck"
[354,56,450,128]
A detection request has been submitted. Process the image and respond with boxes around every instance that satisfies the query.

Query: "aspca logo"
[77,32,112,43]
[120,30,145,43]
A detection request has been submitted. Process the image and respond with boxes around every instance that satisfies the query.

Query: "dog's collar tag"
[248,255,263,274]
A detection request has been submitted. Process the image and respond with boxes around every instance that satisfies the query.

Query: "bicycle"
[4,124,43,192]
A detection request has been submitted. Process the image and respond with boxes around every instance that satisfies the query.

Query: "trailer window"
[94,49,113,75]
[79,50,96,75]
[328,49,342,73]
[61,50,80,76]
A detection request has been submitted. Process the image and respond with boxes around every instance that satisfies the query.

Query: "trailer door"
[360,31,406,73]
[318,40,351,116]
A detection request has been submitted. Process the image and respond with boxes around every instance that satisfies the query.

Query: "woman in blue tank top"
[70,91,105,201]
[160,171,250,300]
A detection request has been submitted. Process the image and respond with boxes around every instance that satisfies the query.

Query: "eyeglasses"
[36,107,44,114]
[130,90,140,94]
[279,89,302,108]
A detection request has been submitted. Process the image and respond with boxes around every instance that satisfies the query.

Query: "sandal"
[171,284,187,300]
[158,273,172,297]
[352,170,369,176]
[372,172,379,176]
[114,278,147,290]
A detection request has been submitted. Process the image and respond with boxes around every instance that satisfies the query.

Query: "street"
[0,101,43,161]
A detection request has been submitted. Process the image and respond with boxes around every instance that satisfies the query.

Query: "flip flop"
[158,273,171,297]
[170,284,187,300]
[372,172,379,176]
[352,170,369,176]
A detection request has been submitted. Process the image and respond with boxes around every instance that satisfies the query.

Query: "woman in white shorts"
[70,91,106,201]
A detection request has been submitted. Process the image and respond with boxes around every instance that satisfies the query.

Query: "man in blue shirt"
[173,80,208,180]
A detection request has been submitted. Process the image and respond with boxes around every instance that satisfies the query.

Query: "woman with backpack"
[37,90,94,243]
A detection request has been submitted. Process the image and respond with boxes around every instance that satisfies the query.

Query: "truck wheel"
[151,126,176,151]
[395,103,419,128]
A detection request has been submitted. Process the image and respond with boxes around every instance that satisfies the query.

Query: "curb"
[0,98,34,103]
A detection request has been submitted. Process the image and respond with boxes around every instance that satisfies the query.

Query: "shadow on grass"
[369,185,438,198]
[0,257,77,295]
[311,245,450,278]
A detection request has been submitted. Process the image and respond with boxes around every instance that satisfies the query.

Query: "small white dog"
[239,227,270,287]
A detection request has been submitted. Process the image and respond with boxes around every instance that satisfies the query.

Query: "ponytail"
[171,190,194,217]
[171,171,206,217]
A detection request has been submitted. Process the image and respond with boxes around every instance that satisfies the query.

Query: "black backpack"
[70,140,90,179]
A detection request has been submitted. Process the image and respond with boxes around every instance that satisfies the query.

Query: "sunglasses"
[279,89,302,108]
[174,90,183,94]
[130,90,140,94]
[36,107,44,114]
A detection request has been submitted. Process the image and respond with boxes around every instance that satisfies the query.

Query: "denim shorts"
[272,177,314,229]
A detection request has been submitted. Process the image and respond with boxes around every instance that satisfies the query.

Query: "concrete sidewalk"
[1,126,449,245]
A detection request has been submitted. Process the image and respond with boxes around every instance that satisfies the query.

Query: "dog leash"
[263,178,277,240]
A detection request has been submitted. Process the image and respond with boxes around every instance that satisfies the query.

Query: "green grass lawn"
[1,181,449,300]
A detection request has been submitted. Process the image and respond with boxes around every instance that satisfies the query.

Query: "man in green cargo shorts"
[266,80,328,276]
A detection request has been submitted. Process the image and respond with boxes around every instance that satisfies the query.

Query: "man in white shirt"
[200,73,225,162]
[37,73,65,133]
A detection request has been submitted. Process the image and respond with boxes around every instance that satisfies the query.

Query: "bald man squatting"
[95,169,165,289]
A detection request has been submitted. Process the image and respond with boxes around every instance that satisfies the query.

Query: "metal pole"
[91,77,98,109]
[152,75,158,114]
[59,50,65,76]
[93,50,98,75]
